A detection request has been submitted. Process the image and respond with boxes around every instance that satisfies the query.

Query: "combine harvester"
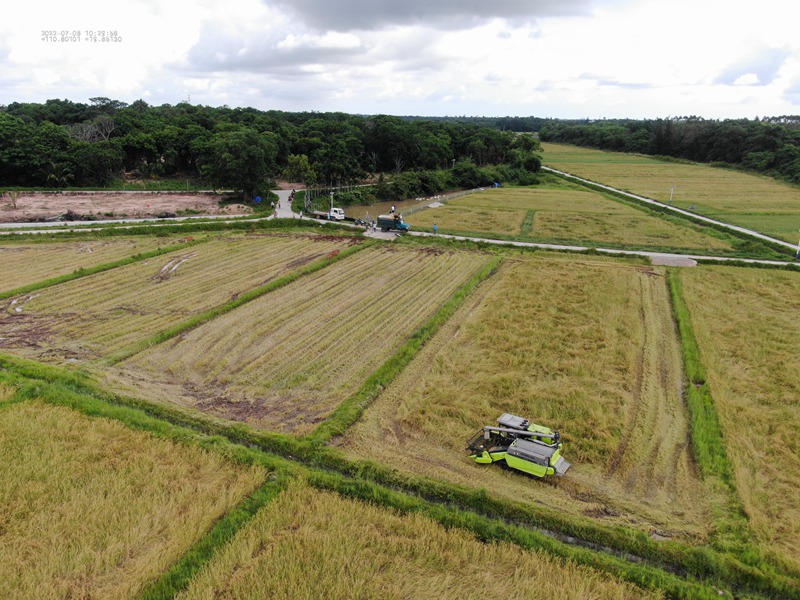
[467,413,571,478]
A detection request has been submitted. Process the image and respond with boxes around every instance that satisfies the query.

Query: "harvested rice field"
[109,245,492,434]
[0,399,265,600]
[176,481,661,600]
[0,233,358,360]
[340,253,710,538]
[0,235,188,293]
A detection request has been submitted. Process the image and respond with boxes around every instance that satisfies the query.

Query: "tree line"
[539,116,800,184]
[0,98,542,199]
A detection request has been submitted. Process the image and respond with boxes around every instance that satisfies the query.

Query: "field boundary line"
[137,473,293,600]
[544,166,795,258]
[666,269,758,560]
[305,254,504,443]
[519,209,536,237]
[2,352,799,597]
[103,239,375,365]
[0,237,207,301]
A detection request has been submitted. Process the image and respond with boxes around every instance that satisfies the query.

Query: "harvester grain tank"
[466,413,570,478]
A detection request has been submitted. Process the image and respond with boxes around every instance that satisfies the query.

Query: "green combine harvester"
[467,413,571,478]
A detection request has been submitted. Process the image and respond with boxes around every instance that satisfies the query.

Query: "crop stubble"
[112,246,492,434]
[0,236,185,292]
[0,233,354,360]
[341,255,709,536]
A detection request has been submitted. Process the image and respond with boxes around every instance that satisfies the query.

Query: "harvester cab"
[466,413,571,478]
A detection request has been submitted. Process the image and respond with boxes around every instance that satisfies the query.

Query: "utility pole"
[669,185,675,204]
[796,230,800,261]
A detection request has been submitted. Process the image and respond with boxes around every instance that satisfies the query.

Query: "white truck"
[309,208,346,221]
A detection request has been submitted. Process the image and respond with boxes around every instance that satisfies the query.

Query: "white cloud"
[1,0,799,117]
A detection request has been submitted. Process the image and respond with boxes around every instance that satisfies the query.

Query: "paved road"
[2,187,797,268]
[409,231,798,268]
[543,166,798,252]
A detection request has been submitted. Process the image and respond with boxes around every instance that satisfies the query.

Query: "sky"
[2,0,800,119]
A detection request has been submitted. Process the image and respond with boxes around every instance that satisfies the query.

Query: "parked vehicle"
[377,214,411,232]
[309,208,346,221]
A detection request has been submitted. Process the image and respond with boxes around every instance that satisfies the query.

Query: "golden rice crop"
[177,481,661,600]
[341,254,709,537]
[542,142,800,243]
[679,265,800,569]
[0,236,186,292]
[113,245,491,435]
[406,186,732,250]
[0,400,265,600]
[0,233,354,360]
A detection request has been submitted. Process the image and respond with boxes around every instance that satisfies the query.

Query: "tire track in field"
[604,268,702,517]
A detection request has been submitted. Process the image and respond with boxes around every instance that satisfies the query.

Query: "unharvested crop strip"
[305,471,723,600]
[104,240,373,365]
[519,209,536,237]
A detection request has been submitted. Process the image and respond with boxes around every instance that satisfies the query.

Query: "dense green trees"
[540,117,800,184]
[0,99,544,194]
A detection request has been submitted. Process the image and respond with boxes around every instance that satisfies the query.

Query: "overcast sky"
[2,0,799,119]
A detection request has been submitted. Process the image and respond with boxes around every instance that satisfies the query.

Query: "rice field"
[679,265,800,569]
[0,233,356,360]
[0,399,265,600]
[0,236,187,292]
[541,142,800,243]
[405,186,733,251]
[176,481,660,600]
[112,245,492,434]
[340,253,709,537]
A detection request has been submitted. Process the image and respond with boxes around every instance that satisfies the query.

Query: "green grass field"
[541,142,800,243]
[405,184,735,252]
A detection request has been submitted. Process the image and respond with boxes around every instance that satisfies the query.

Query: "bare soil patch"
[0,191,252,222]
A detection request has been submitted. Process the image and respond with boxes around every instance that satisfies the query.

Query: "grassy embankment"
[541,142,800,246]
[675,265,800,572]
[405,183,738,254]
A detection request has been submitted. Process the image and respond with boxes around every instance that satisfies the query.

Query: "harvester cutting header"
[467,413,571,478]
